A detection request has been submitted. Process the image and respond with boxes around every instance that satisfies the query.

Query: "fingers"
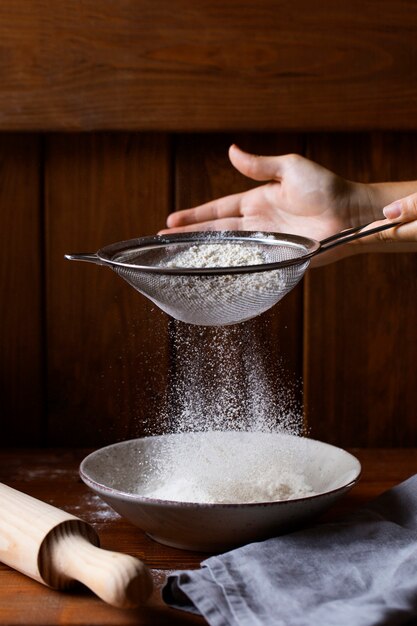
[383,192,417,222]
[355,218,417,248]
[349,190,417,247]
[378,192,417,243]
[163,145,298,232]
[228,144,285,182]
[159,217,245,235]
[165,191,245,229]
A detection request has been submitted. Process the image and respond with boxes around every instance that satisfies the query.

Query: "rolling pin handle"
[0,483,153,608]
[47,526,153,608]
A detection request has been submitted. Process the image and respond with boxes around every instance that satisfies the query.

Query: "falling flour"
[134,240,310,504]
[136,316,312,504]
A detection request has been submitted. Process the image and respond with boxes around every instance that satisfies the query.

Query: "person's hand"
[355,193,417,252]
[159,145,379,265]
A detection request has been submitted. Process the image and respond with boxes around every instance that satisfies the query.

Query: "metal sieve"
[65,221,401,326]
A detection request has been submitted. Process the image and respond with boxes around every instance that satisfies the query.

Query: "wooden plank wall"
[45,134,172,446]
[0,135,43,445]
[0,1,417,131]
[2,132,417,447]
[1,0,417,448]
[305,133,417,447]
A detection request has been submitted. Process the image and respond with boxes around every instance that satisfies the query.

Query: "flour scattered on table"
[80,492,121,522]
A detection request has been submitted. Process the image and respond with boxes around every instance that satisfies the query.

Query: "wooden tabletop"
[1,448,417,625]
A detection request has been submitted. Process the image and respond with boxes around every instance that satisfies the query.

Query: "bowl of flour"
[80,431,361,551]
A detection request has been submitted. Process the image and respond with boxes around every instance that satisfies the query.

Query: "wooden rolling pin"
[0,482,153,608]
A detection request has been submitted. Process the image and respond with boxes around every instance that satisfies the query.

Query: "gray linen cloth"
[163,475,417,626]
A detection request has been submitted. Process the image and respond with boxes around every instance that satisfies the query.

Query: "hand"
[159,145,378,264]
[356,193,417,251]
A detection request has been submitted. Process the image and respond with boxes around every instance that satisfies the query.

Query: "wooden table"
[1,448,416,625]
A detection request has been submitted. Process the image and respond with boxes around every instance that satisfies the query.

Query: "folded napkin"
[163,475,417,626]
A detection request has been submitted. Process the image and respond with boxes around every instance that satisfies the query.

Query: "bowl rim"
[79,432,362,509]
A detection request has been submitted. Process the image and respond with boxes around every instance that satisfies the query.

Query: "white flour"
[165,242,266,268]
[137,317,309,504]
[155,240,287,325]
[145,467,314,503]
[164,241,287,297]
[139,431,315,504]
[164,320,302,435]
[135,240,308,505]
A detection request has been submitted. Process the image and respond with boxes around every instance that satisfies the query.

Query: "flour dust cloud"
[132,314,313,504]
[164,319,302,437]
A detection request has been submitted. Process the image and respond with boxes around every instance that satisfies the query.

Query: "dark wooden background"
[1,1,417,448]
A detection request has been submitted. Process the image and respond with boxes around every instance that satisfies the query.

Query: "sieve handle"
[319,220,403,253]
[64,253,106,266]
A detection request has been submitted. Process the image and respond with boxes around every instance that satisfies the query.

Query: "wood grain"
[45,134,173,446]
[2,130,417,448]
[0,481,152,609]
[0,447,416,624]
[0,135,43,445]
[304,133,417,447]
[1,1,417,131]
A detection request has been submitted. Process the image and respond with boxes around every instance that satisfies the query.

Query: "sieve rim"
[96,230,320,275]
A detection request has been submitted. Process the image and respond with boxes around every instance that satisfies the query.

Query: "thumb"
[354,192,417,245]
[228,144,284,181]
[383,193,417,222]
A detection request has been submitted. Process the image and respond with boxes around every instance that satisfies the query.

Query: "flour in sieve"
[164,241,286,296]
[154,240,288,325]
[165,242,266,269]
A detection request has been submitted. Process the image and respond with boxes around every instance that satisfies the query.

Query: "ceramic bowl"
[80,431,361,552]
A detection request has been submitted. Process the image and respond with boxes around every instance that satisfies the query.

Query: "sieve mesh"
[108,236,312,326]
[66,221,402,326]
